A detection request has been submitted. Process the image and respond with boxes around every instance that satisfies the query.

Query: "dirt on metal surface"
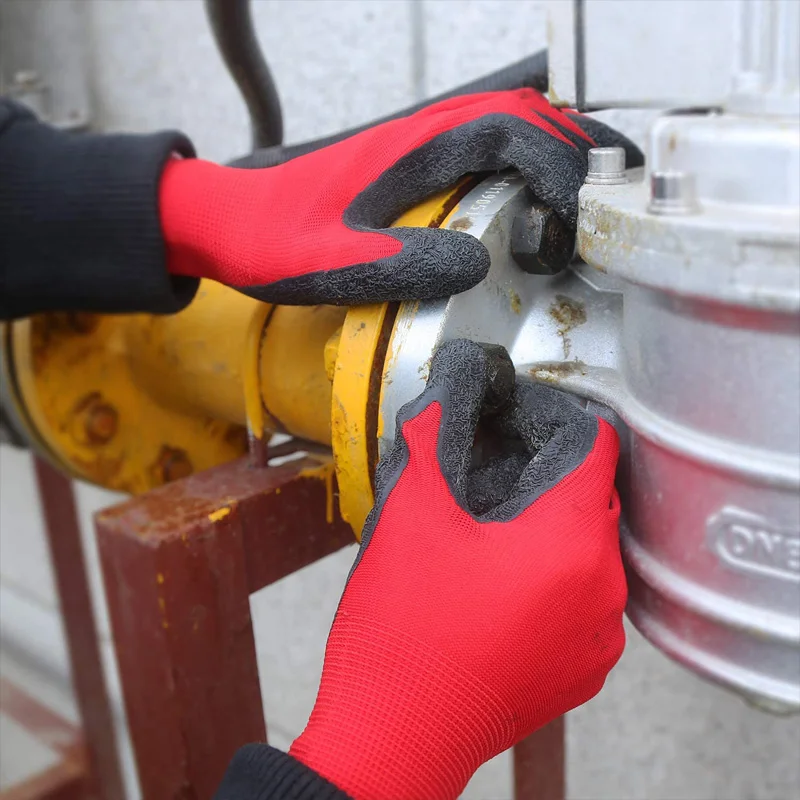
[529,359,589,384]
[548,295,587,357]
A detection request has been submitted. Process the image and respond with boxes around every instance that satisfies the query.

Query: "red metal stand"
[95,452,353,799]
[2,459,125,798]
[513,716,566,800]
[27,458,125,800]
[95,448,565,800]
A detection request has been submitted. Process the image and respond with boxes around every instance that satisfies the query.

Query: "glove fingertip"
[390,227,491,299]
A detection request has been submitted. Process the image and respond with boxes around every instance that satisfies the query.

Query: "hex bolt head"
[585,147,628,185]
[648,171,700,215]
[476,343,516,415]
[510,202,576,276]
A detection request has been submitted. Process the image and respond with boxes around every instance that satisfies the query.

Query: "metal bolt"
[510,203,576,276]
[85,403,118,445]
[648,171,699,215]
[155,446,193,483]
[477,343,516,415]
[585,147,628,185]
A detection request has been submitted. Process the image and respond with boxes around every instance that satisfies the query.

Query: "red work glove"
[290,339,627,799]
[159,90,642,305]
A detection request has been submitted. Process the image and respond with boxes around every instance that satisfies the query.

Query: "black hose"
[205,0,283,149]
[229,50,548,169]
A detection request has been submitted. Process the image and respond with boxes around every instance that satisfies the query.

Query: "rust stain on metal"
[549,295,586,332]
[417,356,432,382]
[85,403,118,445]
[548,295,586,358]
[509,289,522,315]
[668,131,678,153]
[152,446,193,484]
[70,391,119,446]
[224,425,248,452]
[450,216,473,232]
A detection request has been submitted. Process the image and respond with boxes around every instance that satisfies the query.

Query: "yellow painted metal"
[330,184,468,537]
[125,280,261,425]
[4,281,342,492]
[259,305,347,445]
[330,302,396,536]
[9,286,252,493]
[244,300,275,453]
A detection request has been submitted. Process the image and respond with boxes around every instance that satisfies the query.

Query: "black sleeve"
[0,98,200,320]
[215,744,352,800]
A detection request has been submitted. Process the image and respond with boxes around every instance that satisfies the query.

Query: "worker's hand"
[289,339,627,800]
[159,89,642,305]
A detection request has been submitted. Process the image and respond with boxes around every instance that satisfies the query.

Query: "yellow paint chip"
[208,506,231,523]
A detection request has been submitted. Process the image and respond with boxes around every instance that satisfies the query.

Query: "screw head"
[585,147,628,185]
[648,171,699,215]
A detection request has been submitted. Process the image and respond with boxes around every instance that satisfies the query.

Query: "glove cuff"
[214,743,351,800]
[0,111,198,317]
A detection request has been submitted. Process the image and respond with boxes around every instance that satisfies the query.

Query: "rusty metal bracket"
[95,450,354,799]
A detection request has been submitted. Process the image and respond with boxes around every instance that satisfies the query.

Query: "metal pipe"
[204,0,283,149]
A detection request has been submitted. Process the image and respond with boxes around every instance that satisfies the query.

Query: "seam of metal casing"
[627,605,800,710]
[519,363,800,488]
[619,386,800,488]
[621,525,800,644]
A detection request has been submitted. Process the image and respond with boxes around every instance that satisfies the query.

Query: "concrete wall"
[1,2,799,798]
